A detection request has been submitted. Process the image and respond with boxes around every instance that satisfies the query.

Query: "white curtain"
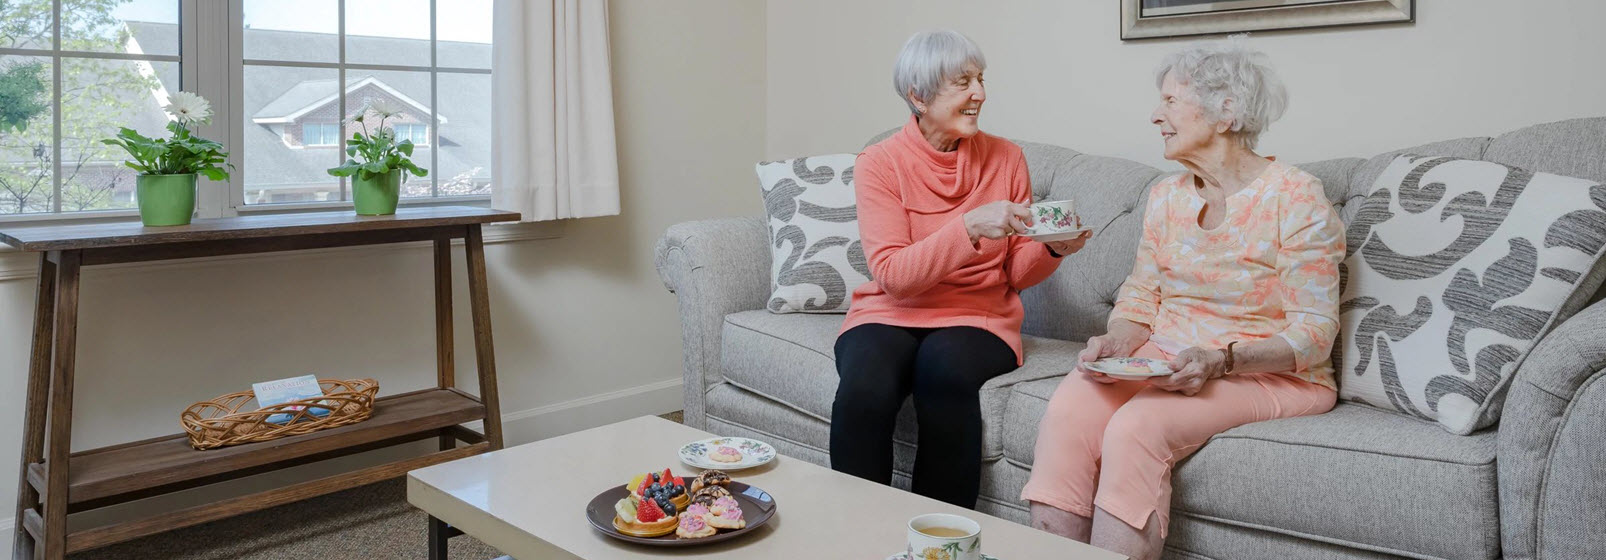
[492,0,620,221]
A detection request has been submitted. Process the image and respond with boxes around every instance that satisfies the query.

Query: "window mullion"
[51,0,61,213]
[430,0,438,198]
[337,0,347,202]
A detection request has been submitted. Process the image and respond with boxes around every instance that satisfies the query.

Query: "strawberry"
[635,473,653,496]
[662,468,674,483]
[636,495,665,522]
[673,476,684,488]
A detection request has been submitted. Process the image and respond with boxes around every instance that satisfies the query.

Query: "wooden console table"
[0,206,520,559]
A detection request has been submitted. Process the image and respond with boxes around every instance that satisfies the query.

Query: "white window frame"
[224,0,492,217]
[396,123,430,146]
[302,123,340,147]
[0,1,503,225]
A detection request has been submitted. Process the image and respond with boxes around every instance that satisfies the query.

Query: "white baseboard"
[0,377,682,555]
[472,377,684,446]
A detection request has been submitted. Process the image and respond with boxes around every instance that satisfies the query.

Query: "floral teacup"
[907,513,982,560]
[1026,199,1080,234]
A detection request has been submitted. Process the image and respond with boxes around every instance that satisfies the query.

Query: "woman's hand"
[1153,347,1228,396]
[1078,332,1145,384]
[965,201,1033,243]
[1043,230,1092,257]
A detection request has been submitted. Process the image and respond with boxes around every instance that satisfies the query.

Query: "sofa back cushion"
[756,154,870,313]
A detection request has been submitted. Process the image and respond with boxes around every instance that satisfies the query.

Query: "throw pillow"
[757,154,871,313]
[1336,154,1606,434]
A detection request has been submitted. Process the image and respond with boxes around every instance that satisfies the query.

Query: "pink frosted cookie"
[708,496,745,529]
[675,510,715,539]
[709,446,744,463]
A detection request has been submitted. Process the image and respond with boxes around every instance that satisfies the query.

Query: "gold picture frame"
[1121,0,1414,40]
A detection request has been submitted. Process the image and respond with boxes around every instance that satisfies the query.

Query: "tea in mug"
[917,526,973,538]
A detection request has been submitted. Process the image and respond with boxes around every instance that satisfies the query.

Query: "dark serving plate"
[585,481,776,546]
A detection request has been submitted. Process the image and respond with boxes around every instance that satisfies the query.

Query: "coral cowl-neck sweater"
[841,117,1062,364]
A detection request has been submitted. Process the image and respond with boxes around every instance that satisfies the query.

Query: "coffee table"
[407,415,1126,559]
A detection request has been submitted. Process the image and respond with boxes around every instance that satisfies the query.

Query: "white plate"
[1022,226,1092,242]
[678,437,777,471]
[1082,357,1174,380]
[886,553,1001,560]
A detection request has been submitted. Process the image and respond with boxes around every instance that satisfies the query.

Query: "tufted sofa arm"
[1497,298,1606,560]
[654,216,773,429]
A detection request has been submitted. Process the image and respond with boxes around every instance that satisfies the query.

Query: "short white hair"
[1154,35,1288,150]
[892,30,987,116]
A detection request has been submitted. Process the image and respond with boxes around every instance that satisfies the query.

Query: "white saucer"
[1023,226,1092,242]
[1082,357,1175,380]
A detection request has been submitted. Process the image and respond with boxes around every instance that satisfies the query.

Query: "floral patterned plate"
[1082,357,1175,380]
[884,553,1001,560]
[678,437,777,471]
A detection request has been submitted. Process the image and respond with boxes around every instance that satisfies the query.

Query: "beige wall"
[0,0,765,547]
[765,0,1606,168]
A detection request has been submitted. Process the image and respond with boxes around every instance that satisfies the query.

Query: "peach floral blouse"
[1110,162,1344,389]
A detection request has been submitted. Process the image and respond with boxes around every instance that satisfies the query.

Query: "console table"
[0,206,520,559]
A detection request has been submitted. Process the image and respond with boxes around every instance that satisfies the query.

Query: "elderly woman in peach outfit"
[1019,38,1344,560]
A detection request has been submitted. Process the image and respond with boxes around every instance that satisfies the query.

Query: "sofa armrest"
[1498,298,1606,560]
[654,216,772,429]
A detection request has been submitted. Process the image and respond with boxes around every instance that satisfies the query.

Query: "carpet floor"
[70,411,686,559]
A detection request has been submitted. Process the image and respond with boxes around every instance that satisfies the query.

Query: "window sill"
[0,218,563,282]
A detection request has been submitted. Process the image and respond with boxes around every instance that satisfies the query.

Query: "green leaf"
[397,140,414,157]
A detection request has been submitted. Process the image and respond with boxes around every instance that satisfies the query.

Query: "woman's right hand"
[964,201,1033,243]
[1077,323,1148,383]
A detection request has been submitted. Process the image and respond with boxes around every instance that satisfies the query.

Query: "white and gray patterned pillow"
[1337,155,1606,434]
[756,155,871,313]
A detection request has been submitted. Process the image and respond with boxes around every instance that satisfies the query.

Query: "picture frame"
[1121,0,1414,40]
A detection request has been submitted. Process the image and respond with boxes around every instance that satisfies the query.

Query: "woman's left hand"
[1153,347,1228,396]
[1043,230,1092,257]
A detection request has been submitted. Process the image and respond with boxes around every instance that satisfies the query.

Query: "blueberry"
[651,473,660,482]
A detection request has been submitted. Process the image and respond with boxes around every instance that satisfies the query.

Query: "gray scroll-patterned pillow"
[1336,155,1606,434]
[756,154,871,313]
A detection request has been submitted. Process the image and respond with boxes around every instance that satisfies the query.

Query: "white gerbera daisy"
[365,97,403,119]
[164,91,212,126]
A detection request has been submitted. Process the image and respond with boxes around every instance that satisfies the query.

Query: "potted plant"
[327,98,428,216]
[102,92,231,226]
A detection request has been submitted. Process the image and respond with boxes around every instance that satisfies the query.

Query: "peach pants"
[1019,341,1335,536]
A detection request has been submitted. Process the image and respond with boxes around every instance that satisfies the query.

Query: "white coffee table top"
[407,415,1125,559]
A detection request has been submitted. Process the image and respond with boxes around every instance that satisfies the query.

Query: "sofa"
[654,117,1606,560]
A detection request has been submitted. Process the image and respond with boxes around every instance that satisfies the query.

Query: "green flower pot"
[352,170,401,216]
[135,173,197,226]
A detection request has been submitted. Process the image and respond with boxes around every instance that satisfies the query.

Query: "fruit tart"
[628,468,691,511]
[611,494,677,537]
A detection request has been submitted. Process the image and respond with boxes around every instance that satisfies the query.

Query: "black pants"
[830,323,1017,508]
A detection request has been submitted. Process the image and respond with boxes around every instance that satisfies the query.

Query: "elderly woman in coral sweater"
[830,30,1091,508]
[1020,38,1344,560]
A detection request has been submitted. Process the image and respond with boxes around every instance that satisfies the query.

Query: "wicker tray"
[180,378,379,450]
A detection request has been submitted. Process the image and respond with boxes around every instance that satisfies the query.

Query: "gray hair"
[892,30,987,116]
[1154,35,1288,150]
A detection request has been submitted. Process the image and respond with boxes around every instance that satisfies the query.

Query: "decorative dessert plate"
[678,437,776,471]
[1082,357,1175,380]
[585,481,776,546]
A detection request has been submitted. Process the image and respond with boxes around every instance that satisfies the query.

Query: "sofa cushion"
[720,310,1084,459]
[1002,384,1498,559]
[721,310,844,422]
[1174,404,1500,560]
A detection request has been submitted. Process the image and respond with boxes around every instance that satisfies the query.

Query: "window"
[0,0,492,219]
[240,0,493,206]
[0,0,181,217]
[302,123,340,147]
[395,124,429,146]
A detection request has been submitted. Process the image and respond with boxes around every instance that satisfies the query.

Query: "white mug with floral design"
[1026,199,1080,234]
[907,513,982,560]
